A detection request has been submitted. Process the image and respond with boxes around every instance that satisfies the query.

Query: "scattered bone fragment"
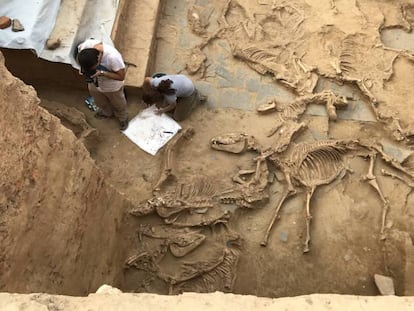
[186,47,207,76]
[187,5,212,36]
[0,16,11,29]
[374,274,395,295]
[256,99,277,114]
[11,19,24,32]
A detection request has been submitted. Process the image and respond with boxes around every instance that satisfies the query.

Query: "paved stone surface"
[153,1,297,111]
[150,0,381,128]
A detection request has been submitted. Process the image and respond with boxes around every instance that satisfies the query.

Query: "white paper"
[122,106,182,155]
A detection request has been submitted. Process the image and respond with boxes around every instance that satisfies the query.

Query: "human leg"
[173,90,199,121]
[88,84,113,117]
[104,87,129,130]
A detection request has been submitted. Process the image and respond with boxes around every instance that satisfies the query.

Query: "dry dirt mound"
[0,51,131,295]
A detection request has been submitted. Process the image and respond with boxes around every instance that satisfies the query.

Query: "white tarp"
[0,0,119,68]
[0,0,61,55]
[122,106,182,156]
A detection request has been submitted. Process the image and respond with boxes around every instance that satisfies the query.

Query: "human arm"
[156,101,177,114]
[92,68,125,81]
[94,47,126,81]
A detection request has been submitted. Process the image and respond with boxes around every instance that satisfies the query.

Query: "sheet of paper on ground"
[122,106,181,155]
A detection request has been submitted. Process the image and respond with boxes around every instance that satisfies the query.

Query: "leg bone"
[261,186,295,246]
[362,154,389,239]
[303,186,315,253]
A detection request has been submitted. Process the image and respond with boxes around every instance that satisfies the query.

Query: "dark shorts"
[173,89,200,121]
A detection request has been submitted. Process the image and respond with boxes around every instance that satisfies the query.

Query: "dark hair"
[78,48,99,72]
[142,92,163,105]
[152,73,166,78]
[142,94,154,104]
[157,79,175,95]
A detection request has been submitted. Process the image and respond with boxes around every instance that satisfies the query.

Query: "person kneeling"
[142,74,206,121]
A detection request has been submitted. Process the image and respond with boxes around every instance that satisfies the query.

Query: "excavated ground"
[2,0,414,299]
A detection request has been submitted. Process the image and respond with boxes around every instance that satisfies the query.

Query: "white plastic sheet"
[0,0,61,55]
[0,0,119,68]
[122,106,182,156]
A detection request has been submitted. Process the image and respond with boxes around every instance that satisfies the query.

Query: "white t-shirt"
[151,75,195,104]
[78,39,125,92]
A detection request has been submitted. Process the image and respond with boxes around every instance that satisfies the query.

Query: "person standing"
[142,74,205,121]
[77,38,129,130]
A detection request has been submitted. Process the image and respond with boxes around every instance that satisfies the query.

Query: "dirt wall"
[0,49,84,91]
[0,51,131,295]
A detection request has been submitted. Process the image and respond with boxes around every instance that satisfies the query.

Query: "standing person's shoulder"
[100,43,123,64]
[103,44,122,56]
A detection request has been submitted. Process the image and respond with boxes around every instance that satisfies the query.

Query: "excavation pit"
[1,0,414,300]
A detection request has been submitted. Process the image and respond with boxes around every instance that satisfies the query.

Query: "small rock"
[343,250,352,262]
[95,284,122,294]
[279,231,288,242]
[0,16,11,29]
[12,19,24,32]
[374,274,395,295]
[142,173,149,182]
[46,38,61,50]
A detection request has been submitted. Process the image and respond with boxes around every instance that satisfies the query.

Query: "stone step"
[111,0,163,88]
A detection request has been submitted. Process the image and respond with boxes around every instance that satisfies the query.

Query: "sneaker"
[85,96,98,111]
[119,119,129,131]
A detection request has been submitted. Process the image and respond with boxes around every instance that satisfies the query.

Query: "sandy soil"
[34,82,414,297]
[1,291,414,311]
[0,53,132,295]
[2,0,414,299]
